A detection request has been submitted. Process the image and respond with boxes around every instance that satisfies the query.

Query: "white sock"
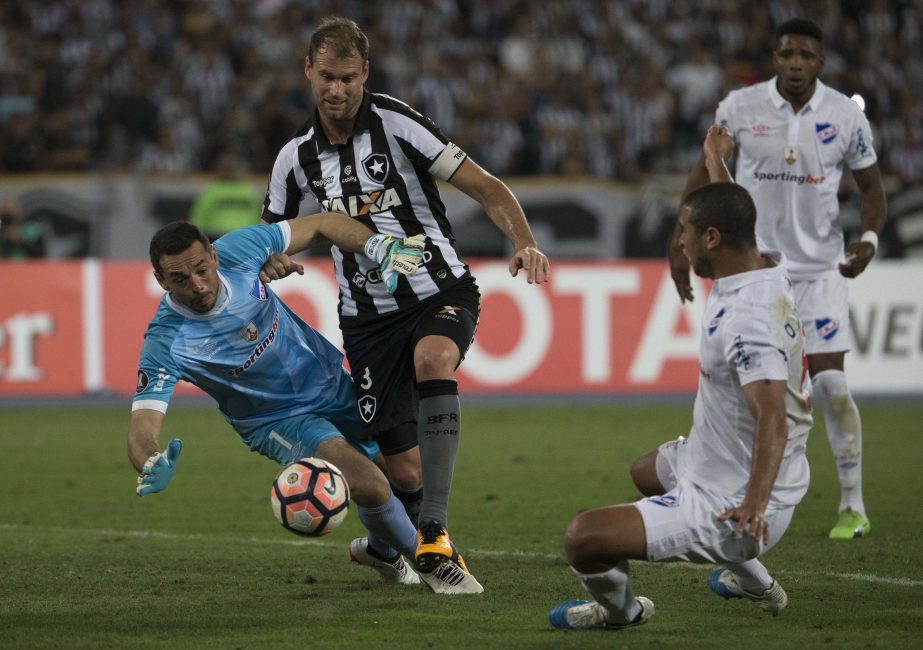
[812,370,866,516]
[573,560,640,625]
[723,559,773,593]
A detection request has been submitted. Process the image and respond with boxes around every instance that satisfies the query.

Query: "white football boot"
[348,537,420,585]
[418,558,484,594]
[549,597,655,630]
[708,568,788,615]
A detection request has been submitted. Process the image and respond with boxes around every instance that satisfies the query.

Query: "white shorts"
[792,275,850,355]
[636,437,794,564]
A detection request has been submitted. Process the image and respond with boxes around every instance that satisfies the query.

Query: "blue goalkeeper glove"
[136,438,182,496]
[364,233,427,293]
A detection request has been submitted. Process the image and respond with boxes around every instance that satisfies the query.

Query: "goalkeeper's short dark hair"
[149,221,212,275]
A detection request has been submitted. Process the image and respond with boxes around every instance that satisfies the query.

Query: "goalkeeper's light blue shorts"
[241,368,380,465]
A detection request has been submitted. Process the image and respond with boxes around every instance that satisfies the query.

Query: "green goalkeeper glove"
[365,233,427,293]
[136,438,182,496]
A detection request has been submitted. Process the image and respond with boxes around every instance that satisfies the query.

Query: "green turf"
[0,402,920,648]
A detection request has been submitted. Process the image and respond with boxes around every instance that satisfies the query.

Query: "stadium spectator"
[550,144,811,631]
[0,1,919,185]
[257,16,549,595]
[669,18,886,541]
[187,150,262,241]
[0,196,44,259]
[127,218,474,591]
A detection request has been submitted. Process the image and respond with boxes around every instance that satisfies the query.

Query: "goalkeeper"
[127,216,468,591]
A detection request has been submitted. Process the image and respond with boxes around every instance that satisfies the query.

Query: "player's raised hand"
[136,438,182,496]
[704,124,734,163]
[839,241,875,278]
[509,246,550,284]
[259,253,304,284]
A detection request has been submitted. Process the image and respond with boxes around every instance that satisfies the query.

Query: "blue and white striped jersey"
[132,223,345,435]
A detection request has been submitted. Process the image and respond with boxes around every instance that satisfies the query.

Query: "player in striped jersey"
[260,17,550,590]
[127,216,464,590]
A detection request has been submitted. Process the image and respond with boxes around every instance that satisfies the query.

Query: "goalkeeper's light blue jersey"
[132,223,345,435]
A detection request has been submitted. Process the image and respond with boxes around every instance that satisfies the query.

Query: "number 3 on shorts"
[360,367,373,390]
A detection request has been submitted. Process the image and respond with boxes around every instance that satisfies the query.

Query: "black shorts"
[341,277,480,441]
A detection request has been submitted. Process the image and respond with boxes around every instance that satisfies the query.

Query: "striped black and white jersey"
[261,90,472,319]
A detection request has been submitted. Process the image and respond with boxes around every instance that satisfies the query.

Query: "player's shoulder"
[144,300,185,347]
[721,81,772,109]
[369,91,416,115]
[274,120,318,160]
[214,224,278,252]
[369,91,435,127]
[817,81,864,117]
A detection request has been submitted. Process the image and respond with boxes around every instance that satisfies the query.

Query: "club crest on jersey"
[816,122,839,144]
[815,318,840,340]
[362,153,389,183]
[784,146,798,164]
[240,322,258,342]
[707,308,726,335]
[358,395,377,423]
[250,279,268,301]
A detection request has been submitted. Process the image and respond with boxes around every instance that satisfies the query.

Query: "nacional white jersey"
[716,79,878,280]
[133,223,346,436]
[684,252,813,508]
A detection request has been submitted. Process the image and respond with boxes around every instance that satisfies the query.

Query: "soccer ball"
[270,457,350,536]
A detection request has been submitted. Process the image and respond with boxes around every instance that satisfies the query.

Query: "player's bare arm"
[840,163,886,279]
[702,125,735,183]
[287,211,376,256]
[719,378,789,544]
[127,408,166,472]
[127,407,182,495]
[449,158,550,285]
[258,211,376,283]
[669,138,723,303]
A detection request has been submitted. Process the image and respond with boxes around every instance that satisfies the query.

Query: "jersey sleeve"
[375,95,468,181]
[132,314,183,414]
[845,107,878,170]
[262,138,306,223]
[212,222,291,273]
[722,304,789,387]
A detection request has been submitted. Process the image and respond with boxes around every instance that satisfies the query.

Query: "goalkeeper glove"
[365,233,427,293]
[136,438,182,496]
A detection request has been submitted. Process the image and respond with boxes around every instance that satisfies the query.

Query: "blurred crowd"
[1,0,921,187]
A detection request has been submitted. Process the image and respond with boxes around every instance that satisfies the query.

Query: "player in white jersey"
[668,18,886,540]
[126,217,481,594]
[550,148,812,630]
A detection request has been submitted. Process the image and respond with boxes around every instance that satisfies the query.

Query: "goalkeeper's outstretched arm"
[128,408,183,496]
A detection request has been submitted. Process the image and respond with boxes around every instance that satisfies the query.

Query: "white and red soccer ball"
[270,457,349,536]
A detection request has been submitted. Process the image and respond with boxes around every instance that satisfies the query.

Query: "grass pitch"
[0,400,920,649]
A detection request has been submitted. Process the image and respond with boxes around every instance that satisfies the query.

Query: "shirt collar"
[767,77,827,113]
[713,250,785,295]
[313,89,372,152]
